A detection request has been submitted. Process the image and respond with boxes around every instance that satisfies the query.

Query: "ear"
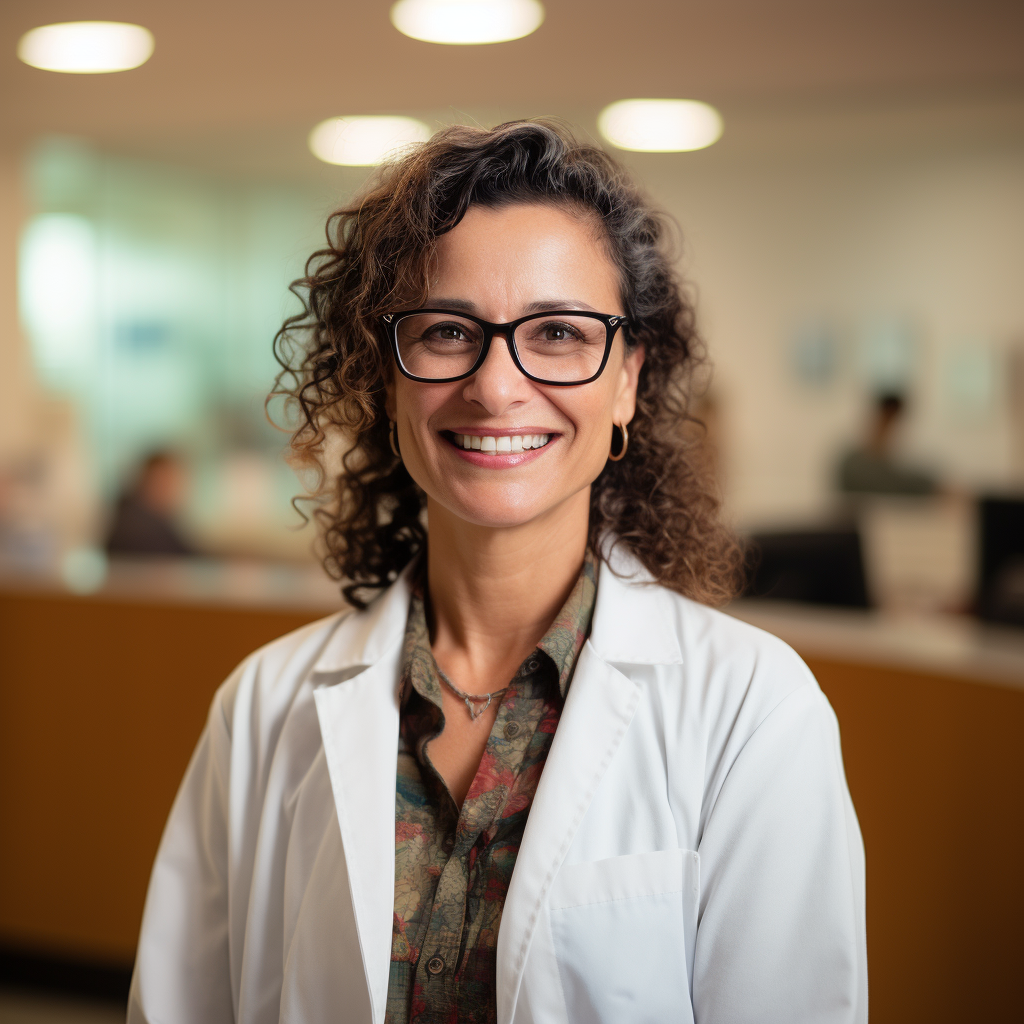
[612,344,645,425]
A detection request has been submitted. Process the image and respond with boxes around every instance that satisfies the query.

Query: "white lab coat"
[129,550,867,1024]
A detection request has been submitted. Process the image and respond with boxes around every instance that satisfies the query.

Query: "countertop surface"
[1,555,344,615]
[729,599,1024,690]
[4,558,1022,689]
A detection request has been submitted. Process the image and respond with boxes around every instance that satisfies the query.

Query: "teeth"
[455,433,551,452]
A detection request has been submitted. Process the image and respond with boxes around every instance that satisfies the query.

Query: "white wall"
[0,148,42,462]
[619,96,1024,530]
[4,96,1023,555]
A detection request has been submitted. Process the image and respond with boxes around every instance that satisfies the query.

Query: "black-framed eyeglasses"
[381,309,630,386]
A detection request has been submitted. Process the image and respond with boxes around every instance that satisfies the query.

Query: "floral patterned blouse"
[385,553,597,1024]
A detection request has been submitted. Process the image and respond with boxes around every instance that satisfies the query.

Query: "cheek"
[395,380,444,428]
[562,392,617,466]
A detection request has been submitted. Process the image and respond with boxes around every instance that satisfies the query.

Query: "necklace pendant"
[465,693,491,720]
[436,664,506,721]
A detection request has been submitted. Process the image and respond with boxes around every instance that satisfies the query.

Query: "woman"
[130,121,866,1024]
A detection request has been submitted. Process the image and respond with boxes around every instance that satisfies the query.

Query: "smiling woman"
[273,120,740,610]
[129,121,867,1024]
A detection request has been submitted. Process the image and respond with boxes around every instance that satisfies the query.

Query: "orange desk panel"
[0,590,318,963]
[809,658,1024,1024]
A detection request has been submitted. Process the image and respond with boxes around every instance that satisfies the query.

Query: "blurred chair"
[977,496,1024,627]
[747,529,871,608]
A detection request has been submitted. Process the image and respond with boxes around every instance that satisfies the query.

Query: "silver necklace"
[435,665,507,721]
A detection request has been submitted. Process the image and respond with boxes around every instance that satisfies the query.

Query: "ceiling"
[3,0,1023,177]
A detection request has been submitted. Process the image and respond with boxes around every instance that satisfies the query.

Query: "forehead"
[429,203,619,303]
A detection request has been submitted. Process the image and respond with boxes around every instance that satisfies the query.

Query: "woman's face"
[388,202,644,531]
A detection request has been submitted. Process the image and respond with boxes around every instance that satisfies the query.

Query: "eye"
[420,320,481,348]
[426,321,470,341]
[537,321,584,342]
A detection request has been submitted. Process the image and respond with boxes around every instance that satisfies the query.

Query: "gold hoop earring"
[389,420,401,458]
[608,422,629,461]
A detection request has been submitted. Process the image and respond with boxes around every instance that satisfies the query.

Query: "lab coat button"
[426,956,445,975]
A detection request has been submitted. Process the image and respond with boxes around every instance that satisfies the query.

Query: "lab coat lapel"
[495,551,683,1023]
[314,657,400,1024]
[311,575,412,1024]
[495,642,642,1024]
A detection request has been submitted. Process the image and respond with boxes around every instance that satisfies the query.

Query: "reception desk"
[1,561,1022,1022]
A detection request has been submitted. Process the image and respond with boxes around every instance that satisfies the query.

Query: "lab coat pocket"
[548,848,698,1024]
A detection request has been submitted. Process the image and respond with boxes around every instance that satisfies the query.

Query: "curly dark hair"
[273,119,743,608]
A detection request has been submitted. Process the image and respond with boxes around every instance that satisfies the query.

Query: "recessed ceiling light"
[309,116,432,166]
[17,21,154,74]
[390,0,544,44]
[598,99,723,153]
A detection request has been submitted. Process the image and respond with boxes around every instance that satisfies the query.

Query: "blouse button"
[503,721,521,740]
[426,956,445,975]
[441,834,455,854]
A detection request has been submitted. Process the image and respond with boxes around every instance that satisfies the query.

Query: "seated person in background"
[105,451,193,556]
[837,393,937,495]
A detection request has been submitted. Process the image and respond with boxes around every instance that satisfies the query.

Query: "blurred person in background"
[105,451,193,557]
[129,122,866,1024]
[837,392,937,496]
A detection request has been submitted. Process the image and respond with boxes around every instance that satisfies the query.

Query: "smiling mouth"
[444,431,552,453]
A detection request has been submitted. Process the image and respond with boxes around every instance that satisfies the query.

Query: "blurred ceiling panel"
[2,0,1022,170]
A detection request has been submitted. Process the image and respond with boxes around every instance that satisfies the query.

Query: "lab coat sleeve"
[692,682,868,1024]
[128,682,236,1024]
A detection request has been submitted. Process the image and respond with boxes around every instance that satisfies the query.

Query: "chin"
[432,476,591,532]
[443,496,550,530]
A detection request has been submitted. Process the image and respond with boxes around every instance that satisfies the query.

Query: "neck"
[424,489,590,694]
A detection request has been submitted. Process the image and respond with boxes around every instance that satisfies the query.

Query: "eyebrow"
[424,298,601,317]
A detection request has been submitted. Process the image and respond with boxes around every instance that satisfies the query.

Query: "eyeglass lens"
[395,313,609,382]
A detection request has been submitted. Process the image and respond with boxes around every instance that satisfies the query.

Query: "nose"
[460,331,535,414]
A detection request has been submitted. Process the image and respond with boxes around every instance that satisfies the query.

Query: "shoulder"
[607,572,836,770]
[203,564,415,752]
[212,610,353,733]
[671,593,834,751]
[669,590,817,706]
[662,585,827,733]
[632,586,851,849]
[596,549,820,727]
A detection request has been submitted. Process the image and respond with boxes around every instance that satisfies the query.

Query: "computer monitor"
[977,496,1024,627]
[747,529,871,608]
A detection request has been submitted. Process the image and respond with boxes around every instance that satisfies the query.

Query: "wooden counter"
[1,566,1022,1022]
[0,559,340,965]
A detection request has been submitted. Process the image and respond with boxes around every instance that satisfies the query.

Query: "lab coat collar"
[588,540,684,667]
[310,540,683,678]
[311,560,418,677]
